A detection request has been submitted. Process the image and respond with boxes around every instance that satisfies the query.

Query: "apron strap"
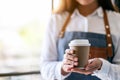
[59,12,73,38]
[103,10,113,57]
[59,9,113,58]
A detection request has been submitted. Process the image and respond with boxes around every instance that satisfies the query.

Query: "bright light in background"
[0,0,52,54]
[0,0,51,28]
[0,0,52,72]
[53,0,59,10]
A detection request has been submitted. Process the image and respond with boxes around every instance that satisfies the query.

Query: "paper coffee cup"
[69,39,91,69]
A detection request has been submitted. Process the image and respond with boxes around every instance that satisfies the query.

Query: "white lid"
[69,39,91,46]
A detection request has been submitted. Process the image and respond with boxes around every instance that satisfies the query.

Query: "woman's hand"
[61,49,103,76]
[61,49,78,75]
[71,58,103,75]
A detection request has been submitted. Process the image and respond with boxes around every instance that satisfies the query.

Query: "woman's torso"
[55,7,120,80]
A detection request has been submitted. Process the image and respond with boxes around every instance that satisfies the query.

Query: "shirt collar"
[71,7,104,18]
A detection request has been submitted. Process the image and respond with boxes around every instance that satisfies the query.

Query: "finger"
[65,49,74,54]
[64,49,73,59]
[63,59,74,65]
[85,63,98,70]
[63,58,78,67]
[64,54,78,62]
[86,66,98,72]
[71,68,93,75]
[66,55,78,61]
[63,64,74,72]
[65,49,76,57]
[65,49,78,60]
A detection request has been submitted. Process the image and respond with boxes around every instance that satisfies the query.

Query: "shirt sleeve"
[93,37,120,80]
[40,14,69,80]
[92,58,120,80]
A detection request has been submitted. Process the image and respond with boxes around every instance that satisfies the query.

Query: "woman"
[40,0,120,80]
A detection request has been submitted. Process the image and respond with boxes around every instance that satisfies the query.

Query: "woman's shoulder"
[50,11,69,21]
[45,11,69,27]
[45,11,69,34]
[107,10,120,31]
[107,10,120,21]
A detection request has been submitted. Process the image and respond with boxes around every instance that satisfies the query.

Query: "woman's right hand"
[61,49,78,76]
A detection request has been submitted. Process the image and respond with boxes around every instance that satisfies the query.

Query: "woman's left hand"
[71,58,102,75]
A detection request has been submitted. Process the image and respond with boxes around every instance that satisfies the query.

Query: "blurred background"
[0,0,119,80]
[0,0,57,80]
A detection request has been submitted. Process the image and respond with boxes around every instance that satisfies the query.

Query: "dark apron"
[56,9,114,80]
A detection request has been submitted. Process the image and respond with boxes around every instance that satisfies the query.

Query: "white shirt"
[40,7,120,80]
